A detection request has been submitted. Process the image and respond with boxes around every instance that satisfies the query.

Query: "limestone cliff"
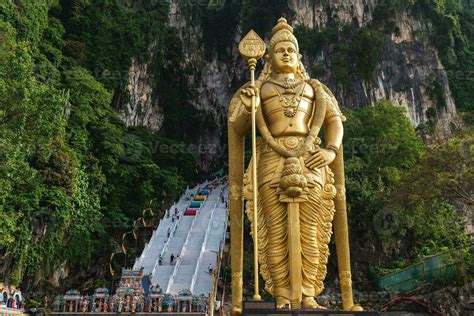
[119,55,164,131]
[118,0,459,167]
[288,0,457,137]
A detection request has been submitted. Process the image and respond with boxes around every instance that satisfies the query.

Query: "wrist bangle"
[242,103,252,115]
[326,144,339,155]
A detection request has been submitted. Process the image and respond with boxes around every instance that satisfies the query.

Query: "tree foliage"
[344,101,468,265]
[344,100,424,227]
[0,0,197,289]
[414,0,474,115]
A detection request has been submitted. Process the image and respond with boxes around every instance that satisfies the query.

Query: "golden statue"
[227,18,362,313]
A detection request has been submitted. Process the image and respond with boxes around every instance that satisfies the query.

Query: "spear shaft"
[238,29,266,302]
[248,57,261,301]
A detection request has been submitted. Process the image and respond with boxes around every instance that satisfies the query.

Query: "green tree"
[344,100,424,227]
[0,1,196,289]
[384,129,472,258]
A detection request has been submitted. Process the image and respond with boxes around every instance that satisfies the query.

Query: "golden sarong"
[243,136,337,304]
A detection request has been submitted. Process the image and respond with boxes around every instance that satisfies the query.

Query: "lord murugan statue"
[228,18,362,313]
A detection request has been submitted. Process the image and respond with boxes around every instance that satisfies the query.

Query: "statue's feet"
[230,306,242,316]
[302,297,326,309]
[276,297,291,309]
[350,305,364,311]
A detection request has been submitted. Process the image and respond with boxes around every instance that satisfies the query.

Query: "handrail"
[209,186,229,310]
[189,186,222,293]
[133,241,148,270]
[134,225,158,269]
[150,187,199,279]
[215,187,229,286]
[147,190,187,272]
[133,184,202,274]
[190,256,203,294]
[136,200,175,269]
[151,211,183,278]
[165,195,205,293]
[209,240,225,314]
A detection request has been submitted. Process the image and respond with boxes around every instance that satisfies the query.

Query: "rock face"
[116,0,458,166]
[288,0,456,137]
[119,56,164,132]
[290,0,378,28]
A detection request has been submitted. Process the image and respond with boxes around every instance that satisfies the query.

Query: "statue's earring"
[264,54,273,76]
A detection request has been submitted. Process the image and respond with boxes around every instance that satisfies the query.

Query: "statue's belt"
[257,135,321,156]
[251,136,324,191]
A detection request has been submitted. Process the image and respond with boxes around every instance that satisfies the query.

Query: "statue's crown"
[269,17,298,53]
[272,17,293,35]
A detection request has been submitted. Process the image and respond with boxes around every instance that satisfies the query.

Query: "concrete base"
[50,313,206,316]
[243,311,380,316]
[0,307,27,316]
[242,301,380,316]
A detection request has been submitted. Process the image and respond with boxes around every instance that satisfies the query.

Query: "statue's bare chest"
[260,81,314,136]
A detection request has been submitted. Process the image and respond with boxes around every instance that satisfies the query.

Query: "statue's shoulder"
[260,80,275,98]
[306,78,322,88]
[306,78,323,86]
[306,78,346,121]
[307,79,337,102]
[228,82,249,119]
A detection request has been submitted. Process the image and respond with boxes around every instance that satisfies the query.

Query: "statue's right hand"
[240,86,260,112]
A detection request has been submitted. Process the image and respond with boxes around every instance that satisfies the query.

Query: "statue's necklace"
[268,78,304,90]
[271,82,306,117]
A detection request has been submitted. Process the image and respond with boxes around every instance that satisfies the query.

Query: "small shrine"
[161,294,175,312]
[92,287,109,312]
[114,268,146,313]
[147,285,164,312]
[51,295,64,312]
[0,283,23,310]
[63,290,81,312]
[193,294,208,313]
[176,289,193,312]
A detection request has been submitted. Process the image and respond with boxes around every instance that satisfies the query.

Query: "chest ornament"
[268,80,307,118]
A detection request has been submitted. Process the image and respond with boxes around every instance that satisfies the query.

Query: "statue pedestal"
[242,301,380,316]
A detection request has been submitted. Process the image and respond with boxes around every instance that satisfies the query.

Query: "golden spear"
[238,30,266,301]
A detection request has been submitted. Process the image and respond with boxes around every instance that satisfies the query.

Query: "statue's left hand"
[305,149,336,169]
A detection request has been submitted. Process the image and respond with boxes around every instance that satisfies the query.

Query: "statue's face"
[271,41,298,74]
